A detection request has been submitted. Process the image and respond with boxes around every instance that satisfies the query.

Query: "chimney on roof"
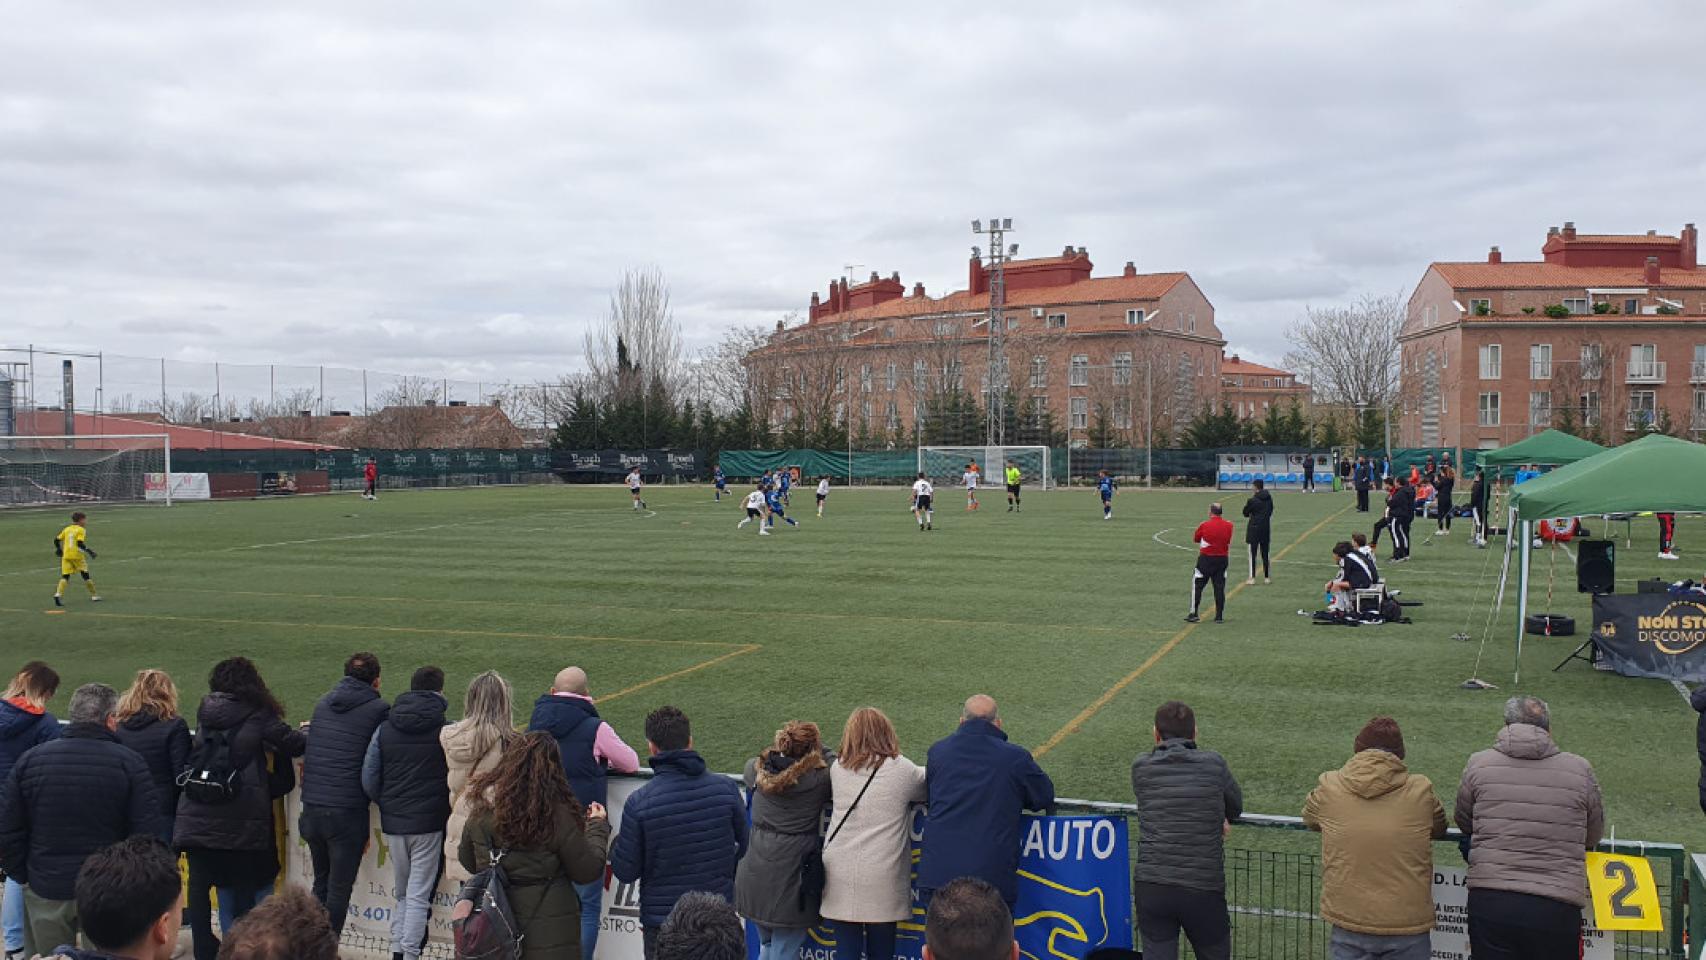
[1648,229,1657,236]
[1684,223,1698,269]
[1062,244,1074,257]
[424,399,437,407]
[1548,226,1560,237]
[912,282,926,297]
[1123,261,1137,278]
[1488,246,1502,264]
[297,410,312,418]
[890,271,899,282]
[1562,221,1577,240]
[868,271,879,283]
[1076,246,1087,255]
[1645,256,1661,284]
[330,410,351,417]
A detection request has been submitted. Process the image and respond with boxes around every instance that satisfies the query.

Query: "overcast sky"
[4,1,1704,392]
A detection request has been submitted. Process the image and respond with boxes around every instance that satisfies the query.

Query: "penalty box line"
[1032,502,1352,760]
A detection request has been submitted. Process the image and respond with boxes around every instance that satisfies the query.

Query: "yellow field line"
[599,644,762,704]
[1032,503,1351,759]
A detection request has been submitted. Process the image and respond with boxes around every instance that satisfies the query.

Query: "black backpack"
[178,727,242,805]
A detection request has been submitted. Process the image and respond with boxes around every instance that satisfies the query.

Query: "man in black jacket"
[1389,478,1416,562]
[1130,700,1242,960]
[298,652,389,935]
[0,683,162,957]
[1353,457,1374,513]
[361,666,449,960]
[1241,478,1274,585]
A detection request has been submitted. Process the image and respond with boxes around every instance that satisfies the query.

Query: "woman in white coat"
[440,670,520,883]
[820,707,927,960]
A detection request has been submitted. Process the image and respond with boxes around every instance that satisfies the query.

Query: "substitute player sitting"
[53,511,100,607]
[911,472,935,531]
[963,462,979,511]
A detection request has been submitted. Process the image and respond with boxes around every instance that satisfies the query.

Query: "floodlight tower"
[973,218,1017,444]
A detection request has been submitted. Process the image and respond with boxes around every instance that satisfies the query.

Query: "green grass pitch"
[2,483,1698,841]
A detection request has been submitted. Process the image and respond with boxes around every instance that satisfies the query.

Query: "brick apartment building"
[751,245,1223,445]
[1220,352,1308,419]
[1398,221,1706,449]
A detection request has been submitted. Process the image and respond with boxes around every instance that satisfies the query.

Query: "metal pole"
[160,357,167,415]
[1515,514,1531,684]
[214,362,222,449]
[362,370,369,416]
[1145,350,1154,489]
[319,366,325,416]
[270,365,275,408]
[164,435,173,507]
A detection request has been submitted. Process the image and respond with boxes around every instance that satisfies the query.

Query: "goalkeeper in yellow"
[53,511,101,606]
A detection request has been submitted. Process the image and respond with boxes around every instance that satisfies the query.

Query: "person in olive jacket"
[113,669,192,845]
[298,652,390,935]
[735,721,833,960]
[1130,700,1242,960]
[1241,478,1274,585]
[173,657,307,960]
[361,666,452,960]
[459,731,611,960]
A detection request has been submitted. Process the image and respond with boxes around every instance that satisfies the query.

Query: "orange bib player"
[53,511,100,606]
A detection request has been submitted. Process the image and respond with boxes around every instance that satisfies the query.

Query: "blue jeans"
[576,880,603,959]
[834,921,897,960]
[217,886,270,936]
[2,877,24,952]
[757,924,810,960]
[1328,926,1430,960]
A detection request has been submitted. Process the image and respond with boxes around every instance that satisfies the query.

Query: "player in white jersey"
[911,472,935,531]
[815,476,830,517]
[626,469,646,510]
[962,462,979,511]
[738,485,770,535]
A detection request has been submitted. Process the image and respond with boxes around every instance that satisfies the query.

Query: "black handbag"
[798,759,882,911]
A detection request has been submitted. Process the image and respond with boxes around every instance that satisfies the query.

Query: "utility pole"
[973,219,1016,445]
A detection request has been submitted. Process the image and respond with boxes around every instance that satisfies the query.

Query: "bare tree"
[1283,293,1405,410]
[352,376,444,447]
[584,267,684,403]
[151,391,237,425]
[702,324,778,419]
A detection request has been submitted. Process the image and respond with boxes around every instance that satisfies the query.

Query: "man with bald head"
[917,694,1055,910]
[529,666,641,959]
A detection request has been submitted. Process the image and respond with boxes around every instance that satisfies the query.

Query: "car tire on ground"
[1524,613,1576,636]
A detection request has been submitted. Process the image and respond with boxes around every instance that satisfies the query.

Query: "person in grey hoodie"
[1241,478,1274,585]
[1454,696,1604,959]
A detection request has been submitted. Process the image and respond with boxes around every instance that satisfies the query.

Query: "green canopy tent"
[1476,429,1605,469]
[1501,434,1706,680]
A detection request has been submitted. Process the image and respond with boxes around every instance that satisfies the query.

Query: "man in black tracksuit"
[1389,478,1416,562]
[299,652,389,935]
[1241,478,1273,584]
[1435,460,1457,534]
[1352,457,1374,513]
[1130,700,1242,960]
[361,666,450,960]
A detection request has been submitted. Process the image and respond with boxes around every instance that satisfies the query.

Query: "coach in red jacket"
[1186,503,1234,624]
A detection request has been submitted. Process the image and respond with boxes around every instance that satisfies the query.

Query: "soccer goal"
[0,435,174,507]
[918,446,1053,490]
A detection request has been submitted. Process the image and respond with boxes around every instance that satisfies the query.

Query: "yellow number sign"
[1584,852,1663,932]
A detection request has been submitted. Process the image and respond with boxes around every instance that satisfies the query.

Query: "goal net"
[0,435,171,508]
[918,446,1052,490]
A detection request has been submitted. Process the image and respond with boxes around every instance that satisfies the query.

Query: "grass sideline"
[2,482,1699,841]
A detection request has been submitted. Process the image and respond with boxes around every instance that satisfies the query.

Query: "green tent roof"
[1476,429,1605,468]
[1508,434,1706,521]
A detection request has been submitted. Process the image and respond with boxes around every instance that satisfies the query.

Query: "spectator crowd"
[0,656,1609,960]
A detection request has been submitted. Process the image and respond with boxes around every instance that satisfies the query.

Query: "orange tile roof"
[1463,313,1706,324]
[812,273,1188,325]
[1568,233,1680,244]
[1221,357,1296,377]
[1432,262,1706,289]
[16,412,342,450]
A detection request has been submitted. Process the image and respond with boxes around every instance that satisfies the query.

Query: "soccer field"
[1,483,1698,841]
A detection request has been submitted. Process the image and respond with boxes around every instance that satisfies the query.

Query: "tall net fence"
[0,436,167,507]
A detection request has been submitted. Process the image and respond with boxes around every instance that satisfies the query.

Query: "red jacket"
[1193,516,1233,557]
[364,462,377,481]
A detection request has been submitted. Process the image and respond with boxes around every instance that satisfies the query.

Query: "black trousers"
[299,805,368,934]
[1371,515,1391,546]
[1472,504,1487,540]
[1135,882,1230,960]
[1247,538,1269,579]
[1191,555,1228,618]
[1466,889,1582,959]
[1355,485,1369,511]
[1392,518,1412,558]
[1437,493,1453,529]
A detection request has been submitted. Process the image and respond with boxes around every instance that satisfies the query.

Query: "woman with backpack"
[442,669,521,884]
[114,668,193,844]
[173,657,307,960]
[457,731,610,960]
[1,660,61,960]
[735,721,835,960]
[819,708,926,960]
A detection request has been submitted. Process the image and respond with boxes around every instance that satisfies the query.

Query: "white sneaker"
[1264,577,1271,585]
[90,595,102,602]
[759,529,771,536]
[1245,578,1256,586]
[1659,551,1680,560]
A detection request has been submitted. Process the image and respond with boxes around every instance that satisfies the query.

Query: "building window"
[945,360,964,390]
[1006,315,1019,330]
[1478,344,1501,379]
[885,401,899,432]
[884,362,897,391]
[1029,396,1047,428]
[1029,356,1048,388]
[1477,392,1500,427]
[860,364,872,393]
[834,366,845,391]
[1469,298,1491,315]
[913,359,928,387]
[1625,298,1640,316]
[1529,344,1552,379]
[1423,304,1438,326]
[1694,344,1706,383]
[1113,396,1133,429]
[1580,344,1602,380]
[1564,297,1590,315]
[1046,313,1068,329]
[1629,344,1661,382]
[1693,389,1706,432]
[1187,313,1197,333]
[1070,397,1088,429]
[1579,391,1600,427]
[778,367,792,398]
[861,400,872,423]
[1628,389,1657,431]
[1529,391,1551,427]
[1113,352,1133,386]
[1125,308,1146,325]
[834,401,845,425]
[1070,355,1089,387]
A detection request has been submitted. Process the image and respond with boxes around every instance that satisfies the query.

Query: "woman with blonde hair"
[114,668,193,843]
[458,731,610,960]
[442,669,521,882]
[819,707,926,960]
[736,720,834,960]
[1,660,61,958]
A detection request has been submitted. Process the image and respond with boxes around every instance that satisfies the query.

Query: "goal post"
[918,446,1052,490]
[0,434,174,507]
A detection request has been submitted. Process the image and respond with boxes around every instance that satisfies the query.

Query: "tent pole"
[1515,517,1531,685]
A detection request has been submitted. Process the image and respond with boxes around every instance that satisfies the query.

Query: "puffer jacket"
[528,693,610,806]
[609,750,748,927]
[0,698,59,784]
[114,712,192,836]
[917,718,1055,904]
[1130,738,1243,893]
[459,802,611,960]
[1242,489,1273,542]
[735,749,833,927]
[361,690,451,836]
[1304,749,1448,936]
[301,676,389,810]
[1454,723,1604,907]
[0,723,161,900]
[1692,685,1706,814]
[173,693,307,853]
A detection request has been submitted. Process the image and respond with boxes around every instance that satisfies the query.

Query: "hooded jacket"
[735,748,833,927]
[1304,749,1448,935]
[301,676,389,810]
[1454,723,1604,907]
[173,693,307,854]
[458,802,611,960]
[114,712,192,836]
[609,750,748,927]
[1241,489,1273,542]
[918,717,1056,904]
[440,719,513,883]
[1130,738,1242,893]
[361,690,450,836]
[0,697,60,785]
[527,693,610,806]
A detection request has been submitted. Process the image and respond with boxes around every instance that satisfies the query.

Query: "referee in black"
[1242,477,1273,584]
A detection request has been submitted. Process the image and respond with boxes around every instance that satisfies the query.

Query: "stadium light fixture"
[971,220,982,233]
[1009,243,1019,257]
[1002,218,1012,230]
[971,246,981,259]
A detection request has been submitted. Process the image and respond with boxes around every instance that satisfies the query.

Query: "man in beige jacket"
[1304,717,1447,960]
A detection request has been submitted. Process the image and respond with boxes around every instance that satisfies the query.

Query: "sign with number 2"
[1584,852,1663,932]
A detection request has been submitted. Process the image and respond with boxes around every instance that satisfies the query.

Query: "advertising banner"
[143,472,211,501]
[1591,593,1706,681]
[1429,867,1611,958]
[551,450,702,477]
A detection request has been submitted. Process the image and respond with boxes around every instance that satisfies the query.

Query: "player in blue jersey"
[1097,470,1117,520]
[778,469,792,505]
[765,485,799,529]
[713,464,727,501]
